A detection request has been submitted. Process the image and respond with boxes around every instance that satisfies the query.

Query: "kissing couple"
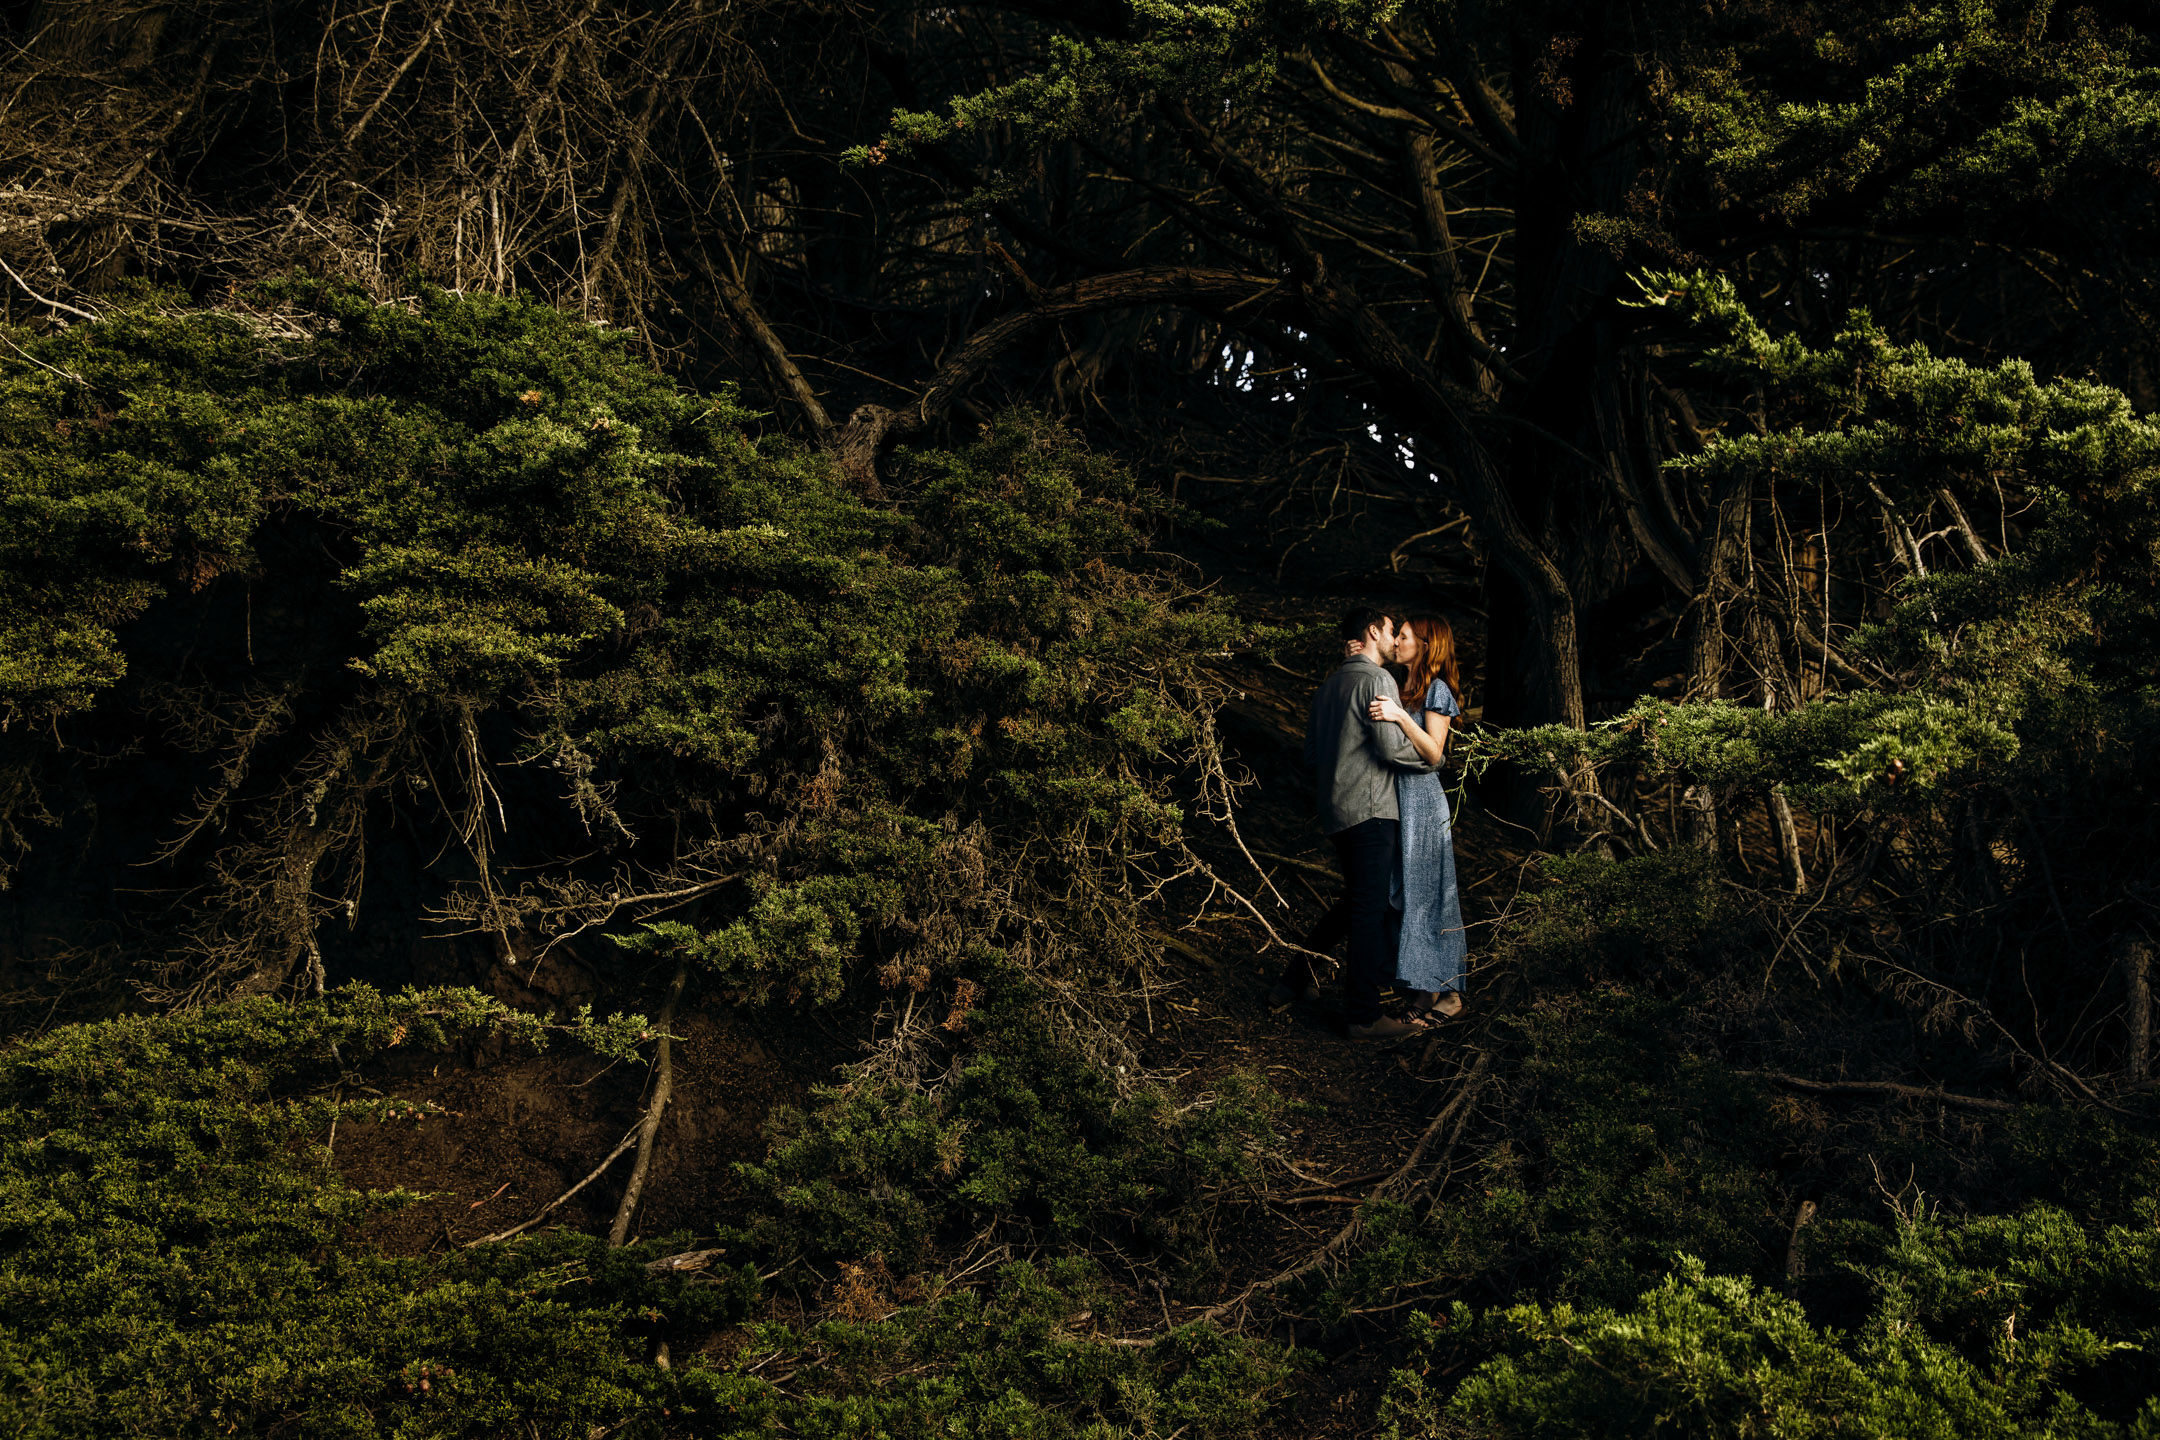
[1272,607,1469,1040]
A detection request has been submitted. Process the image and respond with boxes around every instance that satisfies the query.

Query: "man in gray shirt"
[1271,606,1435,1038]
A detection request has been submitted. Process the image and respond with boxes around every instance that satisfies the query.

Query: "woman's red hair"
[1403,614,1461,711]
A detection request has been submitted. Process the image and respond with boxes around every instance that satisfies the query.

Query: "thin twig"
[0,329,87,383]
[464,1124,641,1245]
[1179,847,1334,964]
[0,252,98,323]
[1252,849,1340,884]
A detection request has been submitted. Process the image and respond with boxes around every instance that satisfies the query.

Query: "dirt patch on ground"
[338,1003,855,1254]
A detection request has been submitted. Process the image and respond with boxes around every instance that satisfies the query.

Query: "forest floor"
[332,579,1530,1436]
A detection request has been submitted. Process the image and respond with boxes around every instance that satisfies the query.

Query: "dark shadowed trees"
[6,4,2156,783]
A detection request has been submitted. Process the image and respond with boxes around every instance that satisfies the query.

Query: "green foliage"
[1470,692,2021,809]
[1637,271,2160,538]
[1357,846,2160,1437]
[0,986,755,1438]
[0,288,1240,1014]
[0,281,709,722]
[0,986,1296,1437]
[673,1258,1290,1439]
[1490,998,1784,1310]
[740,986,1287,1273]
[1503,850,1729,980]
[1301,851,1785,1328]
[1408,1265,1881,1440]
[1674,2,2160,224]
[1389,1204,2160,1440]
[1999,1111,2160,1230]
[852,1,1321,163]
[1337,987,1789,1323]
[608,408,1243,1002]
[0,281,1288,1434]
[1473,272,2160,820]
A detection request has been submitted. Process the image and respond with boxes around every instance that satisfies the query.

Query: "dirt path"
[1118,623,1522,1427]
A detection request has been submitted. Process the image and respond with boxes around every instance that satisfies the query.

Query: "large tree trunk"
[1473,28,1655,829]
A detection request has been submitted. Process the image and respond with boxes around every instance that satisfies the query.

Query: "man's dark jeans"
[1277,817,1399,1025]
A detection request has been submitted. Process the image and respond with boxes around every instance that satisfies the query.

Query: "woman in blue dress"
[1367,614,1468,1022]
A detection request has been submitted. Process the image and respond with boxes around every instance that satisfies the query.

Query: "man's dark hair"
[1337,606,1394,644]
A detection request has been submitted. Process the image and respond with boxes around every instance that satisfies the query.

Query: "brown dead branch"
[1738,1070,2019,1114]
[646,1246,727,1274]
[830,265,1279,491]
[465,1123,643,1246]
[608,957,688,1246]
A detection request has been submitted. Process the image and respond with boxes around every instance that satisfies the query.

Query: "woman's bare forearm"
[1396,715,1446,765]
[1422,715,1452,764]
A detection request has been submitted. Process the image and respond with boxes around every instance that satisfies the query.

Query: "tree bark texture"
[2123,935,2152,1084]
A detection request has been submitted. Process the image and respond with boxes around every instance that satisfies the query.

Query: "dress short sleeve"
[1425,679,1462,717]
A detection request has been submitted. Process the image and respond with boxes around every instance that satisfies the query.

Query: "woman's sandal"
[1406,992,1466,1024]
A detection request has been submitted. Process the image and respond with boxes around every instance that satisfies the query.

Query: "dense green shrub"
[7,143,2159,1440]
[1504,849,1730,984]
[739,984,1288,1274]
[1473,272,2160,830]
[0,989,1291,1438]
[1386,1203,2160,1440]
[0,284,1242,1015]
[1324,991,1793,1324]
[1306,849,1776,1320]
[674,1258,1290,1440]
[0,290,1295,1433]
[0,986,755,1438]
[1353,836,2160,1437]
